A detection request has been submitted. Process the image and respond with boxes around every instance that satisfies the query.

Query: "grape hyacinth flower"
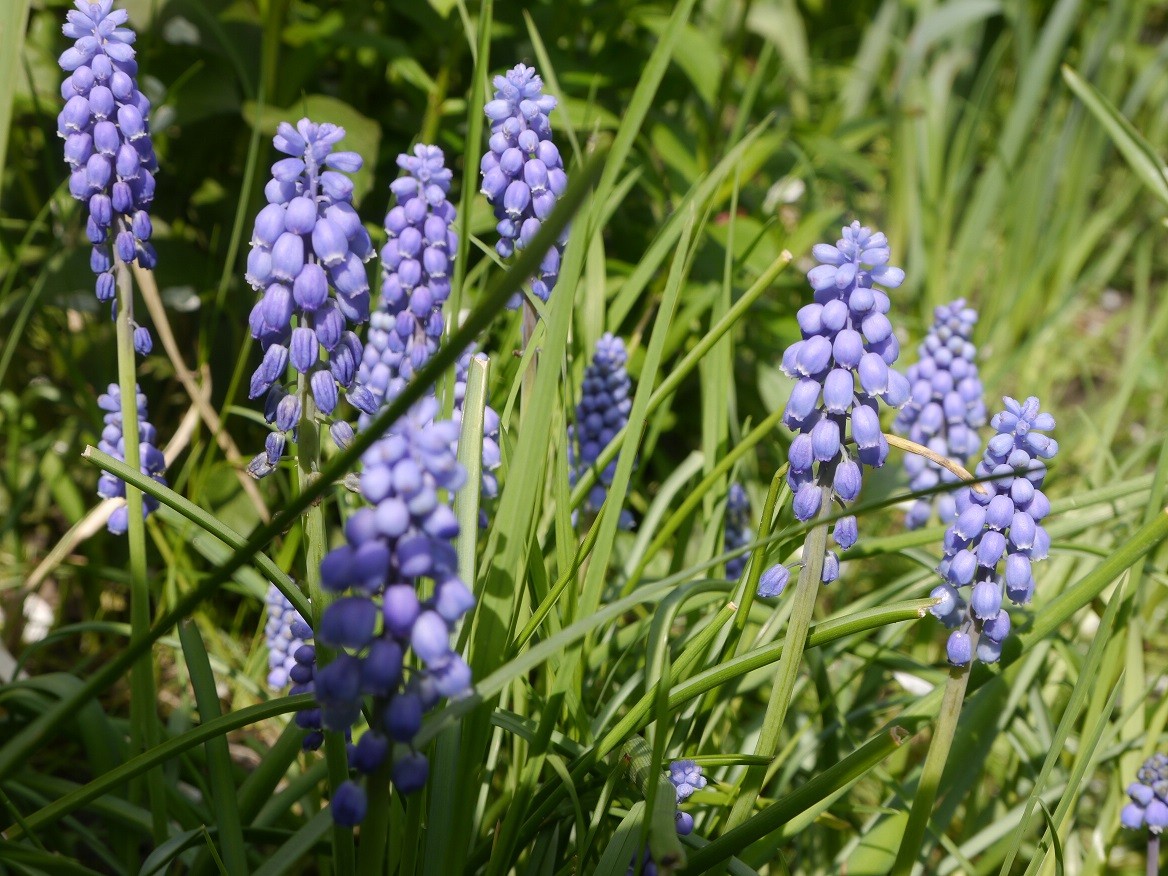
[757,563,791,598]
[1123,753,1168,875]
[313,398,475,822]
[930,397,1057,666]
[570,333,634,528]
[95,383,166,534]
[353,145,457,415]
[893,299,986,528]
[780,221,910,573]
[628,760,707,874]
[57,0,158,343]
[245,118,374,477]
[264,583,311,691]
[352,147,501,503]
[1122,754,1168,832]
[480,63,569,309]
[724,484,752,579]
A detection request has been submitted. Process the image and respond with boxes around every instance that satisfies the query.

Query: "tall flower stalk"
[58,0,166,840]
[724,221,908,833]
[243,117,378,870]
[479,63,569,419]
[892,395,1057,875]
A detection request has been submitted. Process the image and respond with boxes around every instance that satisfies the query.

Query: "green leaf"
[1062,64,1168,206]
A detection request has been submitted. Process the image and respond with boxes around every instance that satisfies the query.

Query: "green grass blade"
[1062,64,1168,205]
[178,621,248,874]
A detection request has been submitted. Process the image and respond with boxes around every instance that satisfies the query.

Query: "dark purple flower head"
[95,383,165,534]
[245,118,374,476]
[569,333,633,528]
[313,397,474,821]
[781,221,910,555]
[724,484,751,579]
[931,396,1056,666]
[480,63,568,308]
[1122,754,1168,833]
[893,299,986,528]
[57,0,157,344]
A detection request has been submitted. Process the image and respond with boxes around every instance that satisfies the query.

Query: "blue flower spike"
[1122,754,1168,835]
[95,383,166,534]
[931,396,1057,666]
[480,63,569,309]
[352,146,501,506]
[314,398,475,824]
[245,118,374,477]
[781,221,910,558]
[58,0,158,348]
[893,299,986,528]
[569,333,634,527]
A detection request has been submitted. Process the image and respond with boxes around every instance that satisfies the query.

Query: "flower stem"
[889,635,977,876]
[355,757,393,875]
[113,258,166,843]
[1149,834,1161,876]
[295,373,355,875]
[722,487,831,834]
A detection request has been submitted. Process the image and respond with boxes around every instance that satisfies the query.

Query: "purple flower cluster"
[480,63,569,308]
[264,584,311,691]
[352,147,500,504]
[95,383,165,534]
[245,119,374,477]
[628,760,707,875]
[1122,754,1168,832]
[312,397,474,824]
[893,300,986,528]
[570,333,634,528]
[781,221,909,573]
[57,0,157,342]
[930,397,1056,666]
[354,145,457,415]
[724,484,752,579]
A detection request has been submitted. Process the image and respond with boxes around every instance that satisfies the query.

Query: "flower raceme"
[480,63,569,309]
[264,584,311,692]
[245,119,375,477]
[893,299,986,528]
[354,145,458,417]
[311,398,475,823]
[95,383,166,534]
[629,761,707,874]
[57,0,157,348]
[1122,754,1168,833]
[780,221,910,573]
[570,333,634,528]
[353,146,501,505]
[930,396,1057,666]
